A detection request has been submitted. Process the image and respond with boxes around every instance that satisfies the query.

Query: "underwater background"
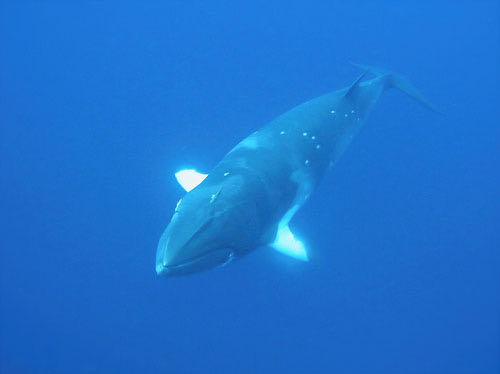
[1,1,499,373]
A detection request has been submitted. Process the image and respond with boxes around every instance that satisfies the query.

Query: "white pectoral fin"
[271,224,309,262]
[174,169,208,192]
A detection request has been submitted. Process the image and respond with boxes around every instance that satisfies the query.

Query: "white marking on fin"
[174,169,208,192]
[272,225,308,261]
[271,204,308,261]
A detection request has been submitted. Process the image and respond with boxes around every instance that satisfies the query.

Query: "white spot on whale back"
[231,131,260,152]
[238,135,259,149]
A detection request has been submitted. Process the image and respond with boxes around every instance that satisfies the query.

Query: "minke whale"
[156,64,439,276]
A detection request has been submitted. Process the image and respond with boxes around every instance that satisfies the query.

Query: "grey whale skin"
[156,64,438,276]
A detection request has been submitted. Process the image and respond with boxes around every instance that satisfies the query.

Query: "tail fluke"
[350,62,443,115]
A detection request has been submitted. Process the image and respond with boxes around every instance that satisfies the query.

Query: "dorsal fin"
[350,62,443,114]
[345,71,367,99]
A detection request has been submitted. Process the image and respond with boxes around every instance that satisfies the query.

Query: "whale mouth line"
[160,253,207,273]
[156,248,234,276]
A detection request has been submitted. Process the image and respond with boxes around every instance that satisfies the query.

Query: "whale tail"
[350,62,443,115]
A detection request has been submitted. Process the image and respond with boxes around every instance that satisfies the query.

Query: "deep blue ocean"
[1,1,499,373]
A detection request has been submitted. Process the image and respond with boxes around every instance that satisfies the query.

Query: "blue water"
[1,1,499,373]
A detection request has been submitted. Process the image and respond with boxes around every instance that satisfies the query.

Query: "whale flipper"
[156,64,440,276]
[175,169,208,192]
[271,225,308,261]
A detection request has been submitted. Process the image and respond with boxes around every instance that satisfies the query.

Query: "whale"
[156,64,439,276]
